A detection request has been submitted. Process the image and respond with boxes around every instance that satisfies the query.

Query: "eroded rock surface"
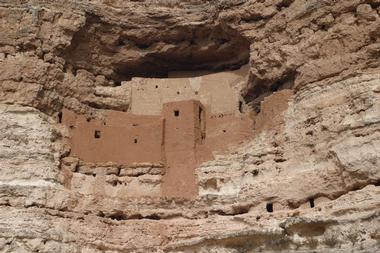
[0,0,379,252]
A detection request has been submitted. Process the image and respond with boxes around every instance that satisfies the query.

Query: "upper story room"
[128,64,249,116]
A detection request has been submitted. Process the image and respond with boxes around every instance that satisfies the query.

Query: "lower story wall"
[61,107,254,199]
[61,158,164,198]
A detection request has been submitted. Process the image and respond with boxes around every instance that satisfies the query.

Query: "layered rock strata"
[0,0,379,252]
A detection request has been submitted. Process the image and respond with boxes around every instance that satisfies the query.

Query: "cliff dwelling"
[61,66,253,198]
[2,1,380,252]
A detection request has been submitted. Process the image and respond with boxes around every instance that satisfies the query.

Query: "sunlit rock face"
[0,0,379,252]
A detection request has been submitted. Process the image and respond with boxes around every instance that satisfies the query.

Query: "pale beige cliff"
[0,0,380,252]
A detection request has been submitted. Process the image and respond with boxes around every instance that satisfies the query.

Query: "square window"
[174,110,180,117]
[94,130,101,139]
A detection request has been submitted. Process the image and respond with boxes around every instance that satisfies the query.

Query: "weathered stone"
[0,0,379,252]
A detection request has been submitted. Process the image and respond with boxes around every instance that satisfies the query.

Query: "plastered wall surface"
[254,89,293,134]
[62,109,164,165]
[162,100,204,198]
[130,65,249,115]
[199,113,253,163]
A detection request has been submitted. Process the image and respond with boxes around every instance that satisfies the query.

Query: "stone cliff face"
[0,0,380,252]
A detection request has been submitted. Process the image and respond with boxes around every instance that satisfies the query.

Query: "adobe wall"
[253,89,293,135]
[67,161,163,198]
[160,99,252,198]
[60,156,164,198]
[129,65,249,116]
[197,113,253,163]
[161,100,205,198]
[62,109,164,165]
[62,98,254,199]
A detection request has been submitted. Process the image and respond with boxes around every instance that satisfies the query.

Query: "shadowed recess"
[63,14,250,81]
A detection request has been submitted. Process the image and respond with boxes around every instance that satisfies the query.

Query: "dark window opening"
[155,85,158,88]
[320,24,328,31]
[114,80,122,86]
[199,106,206,140]
[177,91,180,95]
[117,38,125,46]
[86,118,91,122]
[174,110,180,117]
[134,138,138,144]
[239,101,243,113]
[72,67,77,76]
[266,202,273,213]
[309,198,315,208]
[222,129,226,133]
[57,112,62,123]
[94,130,101,139]
[195,91,198,95]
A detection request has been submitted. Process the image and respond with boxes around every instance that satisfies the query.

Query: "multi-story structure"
[61,67,253,198]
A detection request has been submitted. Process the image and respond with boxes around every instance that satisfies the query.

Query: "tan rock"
[0,0,379,252]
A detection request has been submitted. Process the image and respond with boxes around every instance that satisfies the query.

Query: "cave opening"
[62,14,250,82]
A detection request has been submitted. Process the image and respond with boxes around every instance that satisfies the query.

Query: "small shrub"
[324,232,340,248]
[306,237,318,249]
[267,237,291,250]
[347,229,359,246]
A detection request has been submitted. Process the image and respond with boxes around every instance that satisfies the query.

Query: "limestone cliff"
[0,0,379,252]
